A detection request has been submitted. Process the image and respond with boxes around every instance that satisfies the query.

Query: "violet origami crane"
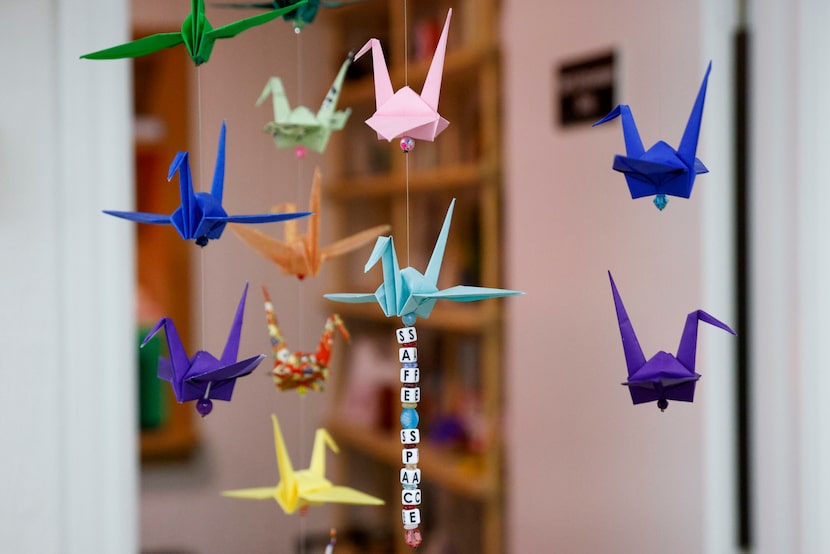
[142,283,265,416]
[104,121,310,247]
[325,198,523,324]
[81,0,308,65]
[608,271,735,411]
[592,62,712,210]
[355,9,452,145]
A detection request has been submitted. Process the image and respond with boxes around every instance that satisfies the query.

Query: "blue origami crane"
[142,283,265,416]
[325,199,523,323]
[104,121,310,246]
[608,271,735,411]
[593,62,712,210]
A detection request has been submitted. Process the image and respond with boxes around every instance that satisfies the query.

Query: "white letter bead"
[402,508,422,526]
[398,347,418,363]
[396,327,418,344]
[402,447,419,465]
[400,366,420,383]
[401,387,421,403]
[401,488,422,505]
[400,428,420,444]
[400,468,421,485]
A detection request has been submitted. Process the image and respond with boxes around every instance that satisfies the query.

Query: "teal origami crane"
[214,0,364,31]
[325,199,523,322]
[256,52,353,153]
[81,0,308,66]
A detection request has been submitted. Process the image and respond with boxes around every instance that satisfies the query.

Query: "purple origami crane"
[141,282,265,416]
[608,271,735,411]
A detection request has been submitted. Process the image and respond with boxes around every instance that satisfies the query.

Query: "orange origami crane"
[230,167,389,279]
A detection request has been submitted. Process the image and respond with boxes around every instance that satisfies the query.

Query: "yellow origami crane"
[222,414,385,514]
[230,167,390,279]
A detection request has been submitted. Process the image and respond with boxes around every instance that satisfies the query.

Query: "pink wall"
[501,0,729,552]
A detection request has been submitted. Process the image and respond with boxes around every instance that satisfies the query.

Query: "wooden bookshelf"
[322,1,505,552]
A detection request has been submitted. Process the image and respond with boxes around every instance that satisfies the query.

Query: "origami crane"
[214,0,363,31]
[222,414,385,513]
[104,121,310,247]
[81,0,308,65]
[608,271,735,411]
[230,167,389,278]
[256,52,353,154]
[325,199,524,323]
[262,286,350,393]
[355,9,452,142]
[592,62,712,210]
[141,283,265,416]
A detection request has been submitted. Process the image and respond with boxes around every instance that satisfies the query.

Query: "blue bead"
[400,408,419,429]
[403,362,418,368]
[653,194,668,210]
[402,313,417,326]
[196,398,213,417]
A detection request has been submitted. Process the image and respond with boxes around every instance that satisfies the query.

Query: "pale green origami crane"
[256,52,353,153]
[81,0,308,66]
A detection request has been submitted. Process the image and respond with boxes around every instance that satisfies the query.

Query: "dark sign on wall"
[557,51,616,127]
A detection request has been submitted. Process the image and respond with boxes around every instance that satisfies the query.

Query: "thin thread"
[406,153,410,266]
[197,67,206,350]
[200,249,206,349]
[296,28,306,554]
[404,0,409,85]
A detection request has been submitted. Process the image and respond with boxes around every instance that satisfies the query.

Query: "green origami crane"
[256,52,352,153]
[81,0,308,66]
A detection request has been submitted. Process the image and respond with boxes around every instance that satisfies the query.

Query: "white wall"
[502,1,736,552]
[0,0,135,552]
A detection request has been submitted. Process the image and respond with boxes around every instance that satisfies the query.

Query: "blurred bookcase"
[321,1,506,552]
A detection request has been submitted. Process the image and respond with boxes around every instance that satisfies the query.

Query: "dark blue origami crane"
[608,271,735,411]
[593,62,712,210]
[104,121,310,246]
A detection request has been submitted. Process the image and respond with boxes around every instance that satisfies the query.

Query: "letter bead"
[401,488,422,505]
[402,447,419,465]
[400,468,421,486]
[402,508,422,526]
[396,327,418,344]
[400,428,420,444]
[401,386,421,404]
[400,366,420,383]
[399,346,417,363]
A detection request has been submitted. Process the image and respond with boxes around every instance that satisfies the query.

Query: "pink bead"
[400,136,415,152]
[294,145,307,159]
[404,527,422,548]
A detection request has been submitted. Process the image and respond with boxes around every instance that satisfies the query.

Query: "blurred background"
[2,0,827,552]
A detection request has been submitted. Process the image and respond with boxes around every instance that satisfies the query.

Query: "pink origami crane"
[355,8,452,142]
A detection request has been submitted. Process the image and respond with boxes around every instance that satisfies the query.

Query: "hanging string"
[404,0,410,266]
[197,66,207,351]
